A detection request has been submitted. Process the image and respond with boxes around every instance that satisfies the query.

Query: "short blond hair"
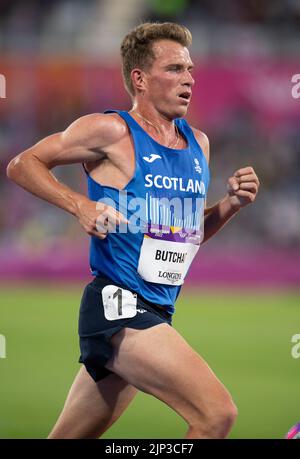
[120,22,192,96]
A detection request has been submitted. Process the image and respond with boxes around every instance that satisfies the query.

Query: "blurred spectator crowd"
[0,0,299,255]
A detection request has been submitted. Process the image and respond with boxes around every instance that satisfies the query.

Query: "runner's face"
[145,40,195,119]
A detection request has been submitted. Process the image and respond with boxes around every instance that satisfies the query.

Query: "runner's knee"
[211,399,238,438]
[190,396,238,439]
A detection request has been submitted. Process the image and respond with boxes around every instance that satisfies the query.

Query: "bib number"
[137,236,200,286]
[102,285,137,321]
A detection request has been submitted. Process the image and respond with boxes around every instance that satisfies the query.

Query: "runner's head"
[121,22,194,119]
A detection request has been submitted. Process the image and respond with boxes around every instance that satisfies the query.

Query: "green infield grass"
[0,283,299,439]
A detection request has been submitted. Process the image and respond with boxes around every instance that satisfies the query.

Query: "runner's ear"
[131,69,147,94]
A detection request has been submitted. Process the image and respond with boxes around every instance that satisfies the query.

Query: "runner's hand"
[75,198,128,239]
[227,166,260,210]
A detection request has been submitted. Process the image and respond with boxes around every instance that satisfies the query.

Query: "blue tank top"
[85,110,210,314]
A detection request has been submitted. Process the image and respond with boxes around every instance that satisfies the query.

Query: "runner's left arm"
[192,129,260,244]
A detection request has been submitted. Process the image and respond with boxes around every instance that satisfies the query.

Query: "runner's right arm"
[6,114,128,238]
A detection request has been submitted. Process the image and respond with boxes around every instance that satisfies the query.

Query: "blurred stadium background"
[0,0,300,439]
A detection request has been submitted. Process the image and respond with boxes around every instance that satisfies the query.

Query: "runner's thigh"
[105,323,234,427]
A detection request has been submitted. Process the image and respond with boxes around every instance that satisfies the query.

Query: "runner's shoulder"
[63,112,128,149]
[190,126,210,164]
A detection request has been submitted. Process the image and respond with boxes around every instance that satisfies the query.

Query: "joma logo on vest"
[0,74,6,99]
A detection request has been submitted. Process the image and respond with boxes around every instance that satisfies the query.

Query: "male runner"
[7,22,259,439]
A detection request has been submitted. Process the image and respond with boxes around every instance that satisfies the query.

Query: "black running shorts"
[78,276,173,382]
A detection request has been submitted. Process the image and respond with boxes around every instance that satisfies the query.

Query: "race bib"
[102,285,137,321]
[137,227,201,286]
